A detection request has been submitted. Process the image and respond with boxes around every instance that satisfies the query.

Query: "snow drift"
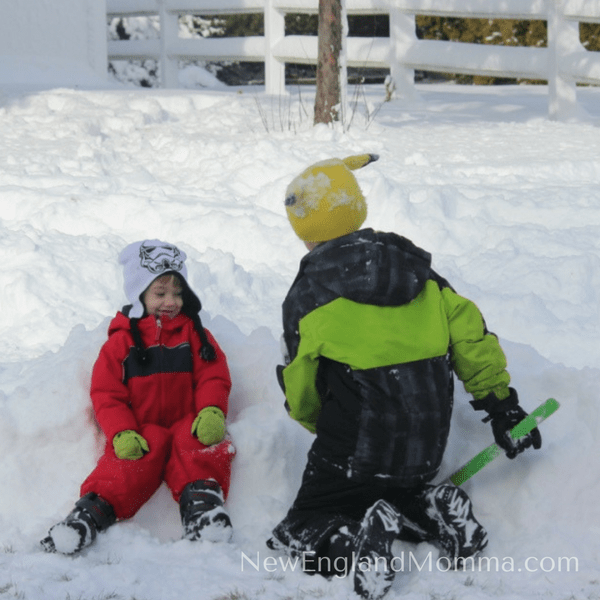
[0,81,599,600]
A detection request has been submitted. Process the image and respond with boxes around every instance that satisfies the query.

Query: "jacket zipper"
[155,316,165,405]
[155,317,162,343]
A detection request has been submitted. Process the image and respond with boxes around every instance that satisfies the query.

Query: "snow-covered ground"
[0,76,599,600]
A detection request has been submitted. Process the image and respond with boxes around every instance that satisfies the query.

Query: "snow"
[0,69,599,600]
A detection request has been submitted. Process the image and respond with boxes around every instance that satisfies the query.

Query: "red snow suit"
[80,311,234,520]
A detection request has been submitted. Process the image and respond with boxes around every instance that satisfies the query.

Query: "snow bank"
[0,83,599,600]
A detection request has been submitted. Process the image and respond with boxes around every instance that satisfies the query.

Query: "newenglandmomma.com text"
[241,551,579,576]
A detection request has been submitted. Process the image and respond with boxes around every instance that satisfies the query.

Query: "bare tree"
[314,0,343,124]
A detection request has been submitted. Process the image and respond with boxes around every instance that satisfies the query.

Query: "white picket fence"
[106,0,600,120]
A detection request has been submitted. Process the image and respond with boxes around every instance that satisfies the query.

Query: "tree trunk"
[314,0,343,125]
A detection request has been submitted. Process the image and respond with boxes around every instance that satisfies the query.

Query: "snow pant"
[80,413,235,520]
[269,449,454,573]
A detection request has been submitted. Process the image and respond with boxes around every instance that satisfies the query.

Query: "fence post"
[87,0,108,78]
[265,0,286,95]
[547,0,579,120]
[159,0,179,87]
[388,1,418,101]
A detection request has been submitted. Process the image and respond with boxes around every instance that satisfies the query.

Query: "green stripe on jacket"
[282,279,510,432]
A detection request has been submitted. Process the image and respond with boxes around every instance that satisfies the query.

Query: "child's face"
[142,274,183,320]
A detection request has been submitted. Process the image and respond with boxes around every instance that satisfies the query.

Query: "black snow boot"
[41,493,116,555]
[353,499,403,600]
[179,479,232,543]
[422,484,488,567]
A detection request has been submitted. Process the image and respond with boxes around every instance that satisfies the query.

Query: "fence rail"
[106,0,600,120]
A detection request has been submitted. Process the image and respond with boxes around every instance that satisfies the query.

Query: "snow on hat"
[284,154,379,243]
[119,239,192,319]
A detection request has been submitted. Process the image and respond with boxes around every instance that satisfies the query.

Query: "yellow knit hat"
[284,154,379,243]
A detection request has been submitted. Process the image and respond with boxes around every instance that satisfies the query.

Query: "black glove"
[471,388,542,459]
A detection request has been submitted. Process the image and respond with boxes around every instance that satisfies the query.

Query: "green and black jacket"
[281,229,510,487]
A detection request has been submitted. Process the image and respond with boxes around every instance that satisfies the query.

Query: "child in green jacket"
[268,155,541,600]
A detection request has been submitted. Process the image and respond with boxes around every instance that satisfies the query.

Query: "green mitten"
[113,430,149,460]
[191,407,226,446]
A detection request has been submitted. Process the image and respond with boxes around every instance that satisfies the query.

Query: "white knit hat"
[119,239,191,318]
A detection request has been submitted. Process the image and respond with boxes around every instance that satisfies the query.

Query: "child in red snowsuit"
[42,239,235,554]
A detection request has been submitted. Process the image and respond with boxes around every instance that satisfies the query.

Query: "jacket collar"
[108,310,188,336]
